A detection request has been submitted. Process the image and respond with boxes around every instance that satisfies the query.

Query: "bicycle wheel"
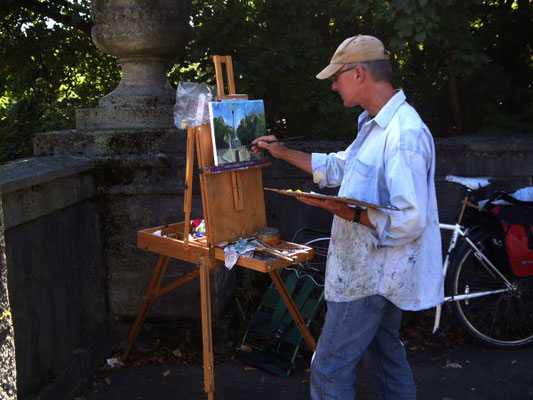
[284,237,329,287]
[447,229,533,348]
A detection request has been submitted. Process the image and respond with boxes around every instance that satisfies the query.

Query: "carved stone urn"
[76,0,190,130]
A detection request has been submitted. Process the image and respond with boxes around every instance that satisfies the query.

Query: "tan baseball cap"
[316,35,390,80]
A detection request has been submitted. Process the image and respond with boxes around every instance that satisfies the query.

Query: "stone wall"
[0,130,525,399]
[0,156,113,399]
[33,131,533,328]
[435,133,533,224]
[264,133,533,240]
[34,129,235,323]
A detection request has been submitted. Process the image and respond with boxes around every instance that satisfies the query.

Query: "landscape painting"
[208,100,266,166]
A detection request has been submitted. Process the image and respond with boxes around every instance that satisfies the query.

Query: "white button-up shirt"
[311,90,443,311]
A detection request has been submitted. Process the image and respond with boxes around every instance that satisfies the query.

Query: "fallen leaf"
[304,368,311,374]
[244,366,259,371]
[445,361,463,369]
[511,360,518,365]
[301,379,309,384]
[106,357,123,368]
[442,397,454,400]
[172,349,182,357]
[240,345,253,353]
[162,369,171,377]
[104,377,112,385]
[430,357,440,361]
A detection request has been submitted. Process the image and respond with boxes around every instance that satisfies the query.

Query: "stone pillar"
[0,196,17,400]
[35,0,236,325]
[76,0,191,130]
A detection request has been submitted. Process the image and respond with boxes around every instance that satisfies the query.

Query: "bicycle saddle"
[445,175,491,190]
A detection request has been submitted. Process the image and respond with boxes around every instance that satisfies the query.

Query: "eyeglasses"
[330,66,356,83]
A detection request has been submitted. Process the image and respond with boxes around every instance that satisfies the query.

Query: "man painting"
[252,35,443,399]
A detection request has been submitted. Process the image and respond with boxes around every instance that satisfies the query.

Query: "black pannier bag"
[485,191,533,277]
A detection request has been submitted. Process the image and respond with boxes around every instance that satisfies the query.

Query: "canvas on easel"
[194,122,268,245]
[208,99,266,166]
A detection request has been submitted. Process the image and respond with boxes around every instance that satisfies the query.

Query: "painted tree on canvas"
[237,112,266,145]
[213,116,233,149]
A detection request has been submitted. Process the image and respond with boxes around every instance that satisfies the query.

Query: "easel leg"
[123,255,170,360]
[199,255,215,399]
[269,270,317,351]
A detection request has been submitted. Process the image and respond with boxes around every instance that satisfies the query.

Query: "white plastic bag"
[479,186,533,207]
[173,82,215,129]
[510,186,533,202]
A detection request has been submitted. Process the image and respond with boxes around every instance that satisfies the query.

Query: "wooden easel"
[123,56,316,400]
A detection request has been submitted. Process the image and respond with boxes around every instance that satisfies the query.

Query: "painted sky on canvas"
[210,100,265,127]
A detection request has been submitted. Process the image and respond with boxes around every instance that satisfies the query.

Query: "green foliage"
[179,0,531,138]
[175,0,357,140]
[0,0,120,163]
[1,0,531,163]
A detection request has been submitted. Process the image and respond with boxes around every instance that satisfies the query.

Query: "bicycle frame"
[433,222,516,334]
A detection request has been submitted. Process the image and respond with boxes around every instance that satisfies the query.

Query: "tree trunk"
[446,66,462,136]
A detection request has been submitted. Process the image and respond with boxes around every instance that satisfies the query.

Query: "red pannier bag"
[488,192,533,277]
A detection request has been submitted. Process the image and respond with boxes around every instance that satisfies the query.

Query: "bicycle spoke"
[449,230,533,347]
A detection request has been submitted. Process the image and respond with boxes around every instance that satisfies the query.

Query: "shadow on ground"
[74,309,533,400]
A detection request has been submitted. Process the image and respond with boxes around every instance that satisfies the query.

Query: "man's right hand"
[252,134,313,174]
[251,135,285,159]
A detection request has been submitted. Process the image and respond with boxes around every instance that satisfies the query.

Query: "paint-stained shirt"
[311,90,443,311]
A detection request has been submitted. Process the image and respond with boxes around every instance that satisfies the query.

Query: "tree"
[1,0,531,163]
[0,0,119,163]
[177,0,531,139]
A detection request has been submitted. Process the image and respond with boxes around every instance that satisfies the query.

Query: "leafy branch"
[0,0,93,37]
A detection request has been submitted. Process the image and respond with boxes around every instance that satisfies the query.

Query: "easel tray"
[137,222,314,273]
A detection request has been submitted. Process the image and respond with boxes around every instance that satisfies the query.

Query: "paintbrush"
[243,136,305,148]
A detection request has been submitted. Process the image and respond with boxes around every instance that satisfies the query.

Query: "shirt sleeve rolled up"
[311,151,347,188]
[367,146,430,247]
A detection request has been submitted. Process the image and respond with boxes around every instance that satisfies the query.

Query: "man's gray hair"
[346,60,393,83]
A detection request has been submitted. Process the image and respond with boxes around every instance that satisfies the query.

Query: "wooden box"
[137,222,314,273]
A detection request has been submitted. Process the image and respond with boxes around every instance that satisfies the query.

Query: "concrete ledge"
[0,155,93,194]
[435,132,533,151]
[76,106,174,130]
[34,128,186,157]
[435,133,533,177]
[0,156,96,229]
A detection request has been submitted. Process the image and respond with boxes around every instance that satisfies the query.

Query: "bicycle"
[291,175,533,348]
[434,175,533,348]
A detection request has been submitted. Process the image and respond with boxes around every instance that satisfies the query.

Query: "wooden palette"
[264,187,398,210]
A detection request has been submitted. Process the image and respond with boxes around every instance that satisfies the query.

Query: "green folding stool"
[237,234,329,376]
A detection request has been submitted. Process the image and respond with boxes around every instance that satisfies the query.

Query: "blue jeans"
[310,295,416,400]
